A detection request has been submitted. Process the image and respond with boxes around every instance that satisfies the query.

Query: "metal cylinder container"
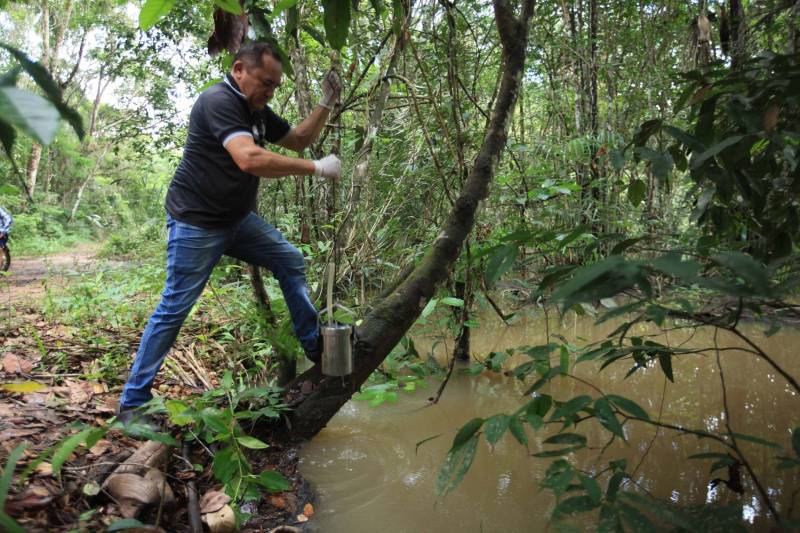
[321,323,353,377]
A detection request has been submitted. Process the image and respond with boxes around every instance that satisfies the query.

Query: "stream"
[299,308,800,532]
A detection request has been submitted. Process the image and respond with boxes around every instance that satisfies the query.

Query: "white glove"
[313,154,341,179]
[319,69,342,110]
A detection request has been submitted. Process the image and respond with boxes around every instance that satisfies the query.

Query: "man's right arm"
[225,136,341,179]
[225,135,316,177]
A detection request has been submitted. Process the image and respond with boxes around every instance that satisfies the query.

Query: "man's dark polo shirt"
[165,75,291,228]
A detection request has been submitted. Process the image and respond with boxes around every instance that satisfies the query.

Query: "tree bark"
[285,0,535,439]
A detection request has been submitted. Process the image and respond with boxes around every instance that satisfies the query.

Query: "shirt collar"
[224,74,247,100]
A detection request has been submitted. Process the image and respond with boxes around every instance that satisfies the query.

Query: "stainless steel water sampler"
[321,261,353,377]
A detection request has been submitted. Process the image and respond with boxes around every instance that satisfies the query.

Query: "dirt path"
[1,242,104,306]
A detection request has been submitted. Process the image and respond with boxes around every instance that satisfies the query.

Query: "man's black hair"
[233,42,282,68]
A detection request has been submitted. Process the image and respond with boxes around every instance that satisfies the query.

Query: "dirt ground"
[0,247,315,532]
[1,243,102,306]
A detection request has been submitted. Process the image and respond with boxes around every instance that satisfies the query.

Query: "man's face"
[232,54,283,110]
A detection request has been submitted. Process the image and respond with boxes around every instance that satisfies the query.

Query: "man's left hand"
[319,69,342,110]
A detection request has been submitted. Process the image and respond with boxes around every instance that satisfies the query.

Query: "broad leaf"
[0,87,60,145]
[237,436,269,449]
[627,179,646,207]
[214,0,243,15]
[254,470,291,492]
[550,395,592,421]
[690,135,745,169]
[139,0,176,30]
[485,244,518,286]
[554,495,598,518]
[483,415,510,446]
[508,417,528,446]
[452,417,483,448]
[322,0,351,50]
[436,434,479,496]
[543,433,586,447]
[594,397,625,439]
[607,395,649,420]
[793,428,800,457]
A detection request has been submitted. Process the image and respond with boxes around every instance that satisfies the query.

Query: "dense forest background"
[1,0,799,531]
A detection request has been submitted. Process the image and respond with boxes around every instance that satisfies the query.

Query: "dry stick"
[430,353,458,405]
[183,441,203,533]
[714,328,780,522]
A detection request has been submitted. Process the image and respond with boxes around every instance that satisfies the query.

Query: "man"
[116,42,341,426]
[0,206,11,247]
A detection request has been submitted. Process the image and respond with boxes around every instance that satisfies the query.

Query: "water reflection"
[299,310,800,532]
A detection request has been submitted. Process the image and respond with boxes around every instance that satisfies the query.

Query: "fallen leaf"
[35,462,53,476]
[92,382,108,394]
[200,490,231,514]
[3,381,48,393]
[0,403,14,417]
[268,495,286,509]
[303,503,314,517]
[2,354,34,374]
[0,428,42,440]
[296,514,309,523]
[89,439,112,456]
[4,486,56,515]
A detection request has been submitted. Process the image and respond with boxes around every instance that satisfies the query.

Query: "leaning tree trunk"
[285,0,535,439]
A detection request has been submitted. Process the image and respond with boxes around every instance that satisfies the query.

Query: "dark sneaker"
[304,335,323,364]
[114,404,162,434]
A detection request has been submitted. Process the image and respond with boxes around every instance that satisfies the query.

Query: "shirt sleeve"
[200,90,253,147]
[259,106,291,144]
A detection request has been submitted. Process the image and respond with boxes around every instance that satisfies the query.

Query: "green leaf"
[688,452,732,461]
[485,244,518,286]
[543,433,587,447]
[420,298,438,319]
[440,297,464,307]
[609,149,625,170]
[793,428,800,457]
[0,43,84,139]
[711,252,770,293]
[690,135,745,169]
[322,0,351,50]
[580,474,602,504]
[553,495,598,518]
[452,417,483,448]
[633,119,662,146]
[0,443,26,507]
[301,24,326,46]
[0,513,25,533]
[107,518,146,531]
[550,395,592,421]
[0,87,60,145]
[730,432,779,448]
[237,436,269,449]
[594,397,625,439]
[662,125,705,152]
[617,501,655,530]
[254,470,291,492]
[52,428,93,477]
[436,434,479,496]
[657,353,674,382]
[509,417,528,446]
[0,118,16,158]
[607,395,649,420]
[214,0,243,15]
[484,415,510,446]
[270,0,299,19]
[139,0,176,30]
[627,179,646,207]
[526,395,553,418]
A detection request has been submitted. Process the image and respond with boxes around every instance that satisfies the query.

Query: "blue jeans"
[119,212,319,408]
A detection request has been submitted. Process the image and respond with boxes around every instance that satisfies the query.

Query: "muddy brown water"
[299,309,800,532]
